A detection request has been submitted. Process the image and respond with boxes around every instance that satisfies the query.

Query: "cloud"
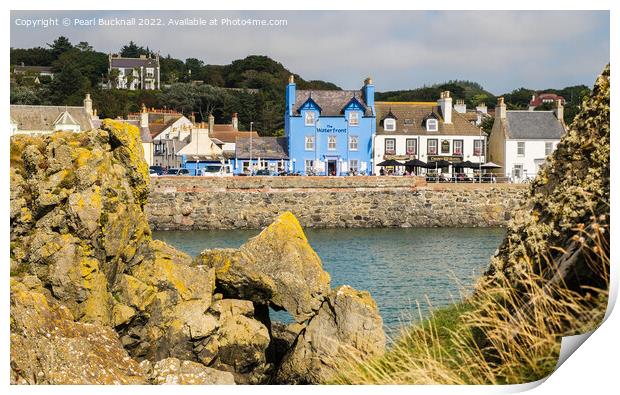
[10,10,609,94]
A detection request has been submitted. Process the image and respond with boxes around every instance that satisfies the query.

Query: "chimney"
[437,91,452,124]
[286,75,296,116]
[190,112,196,124]
[454,99,466,114]
[140,54,146,59]
[476,102,487,114]
[232,113,239,130]
[208,113,215,133]
[363,77,375,109]
[554,98,564,123]
[140,103,148,128]
[496,97,507,120]
[83,93,93,117]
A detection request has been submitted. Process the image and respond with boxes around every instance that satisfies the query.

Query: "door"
[327,160,337,176]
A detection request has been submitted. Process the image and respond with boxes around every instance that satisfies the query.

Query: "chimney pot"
[288,75,295,84]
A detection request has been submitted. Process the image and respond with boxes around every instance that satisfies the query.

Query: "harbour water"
[153,227,505,334]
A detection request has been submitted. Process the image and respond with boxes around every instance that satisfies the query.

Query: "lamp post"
[250,121,254,176]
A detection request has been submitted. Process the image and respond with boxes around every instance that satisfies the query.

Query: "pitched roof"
[210,130,259,144]
[375,102,483,136]
[235,137,289,159]
[529,93,565,107]
[110,56,159,68]
[294,90,372,116]
[53,110,79,126]
[504,111,565,140]
[13,65,54,74]
[10,105,94,132]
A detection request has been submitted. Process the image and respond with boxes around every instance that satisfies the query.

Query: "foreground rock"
[276,285,386,384]
[197,212,331,322]
[10,278,146,384]
[140,358,235,384]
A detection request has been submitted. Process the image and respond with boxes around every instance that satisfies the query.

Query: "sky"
[10,10,610,94]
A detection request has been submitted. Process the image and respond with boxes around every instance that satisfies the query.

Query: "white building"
[373,91,486,175]
[488,97,566,182]
[10,94,99,136]
[108,54,160,90]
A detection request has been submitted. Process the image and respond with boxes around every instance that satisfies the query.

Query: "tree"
[10,86,43,105]
[108,68,120,89]
[47,36,73,59]
[47,63,89,105]
[125,69,137,90]
[480,116,495,137]
[10,47,54,66]
[75,41,93,52]
[120,41,147,58]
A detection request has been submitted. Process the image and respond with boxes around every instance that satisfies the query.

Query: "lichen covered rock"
[142,358,235,385]
[276,285,386,384]
[197,211,331,322]
[10,278,146,384]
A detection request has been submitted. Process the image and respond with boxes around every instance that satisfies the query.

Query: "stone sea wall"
[146,177,528,230]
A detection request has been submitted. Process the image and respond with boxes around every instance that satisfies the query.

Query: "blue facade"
[285,78,376,175]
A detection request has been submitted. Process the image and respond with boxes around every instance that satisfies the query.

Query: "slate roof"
[13,65,54,74]
[504,111,565,140]
[210,130,259,144]
[10,105,94,132]
[235,137,289,159]
[110,57,159,68]
[294,90,372,116]
[375,102,483,136]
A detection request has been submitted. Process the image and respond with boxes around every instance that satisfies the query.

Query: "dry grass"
[333,218,609,385]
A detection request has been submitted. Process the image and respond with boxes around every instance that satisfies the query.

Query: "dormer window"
[305,111,315,126]
[384,118,396,132]
[426,119,438,132]
[348,111,359,126]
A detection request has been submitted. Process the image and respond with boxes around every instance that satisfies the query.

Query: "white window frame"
[517,141,525,156]
[348,111,359,126]
[426,119,438,132]
[513,164,524,180]
[474,139,484,156]
[453,140,463,155]
[305,159,314,172]
[384,118,396,132]
[327,135,337,151]
[385,138,396,154]
[349,135,359,151]
[304,111,315,126]
[305,135,315,151]
[349,159,359,172]
[406,138,417,155]
[545,142,553,156]
[427,139,438,155]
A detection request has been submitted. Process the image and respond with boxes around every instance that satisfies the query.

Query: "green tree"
[120,41,147,58]
[47,36,73,59]
[47,63,89,105]
[75,41,93,52]
[10,47,54,66]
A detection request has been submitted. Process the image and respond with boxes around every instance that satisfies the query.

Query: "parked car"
[149,165,165,176]
[198,164,233,177]
[254,169,271,176]
[167,168,190,176]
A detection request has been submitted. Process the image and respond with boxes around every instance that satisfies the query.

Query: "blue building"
[284,76,376,175]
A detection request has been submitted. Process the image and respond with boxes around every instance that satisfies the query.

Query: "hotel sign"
[427,155,463,162]
[383,154,416,160]
[317,124,347,134]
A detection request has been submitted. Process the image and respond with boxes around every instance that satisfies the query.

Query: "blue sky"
[10,10,609,94]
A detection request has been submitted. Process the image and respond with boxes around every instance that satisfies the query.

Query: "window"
[242,161,251,172]
[453,140,463,155]
[349,136,359,151]
[305,135,314,151]
[385,138,396,154]
[349,112,359,126]
[349,159,359,173]
[406,139,417,155]
[427,139,438,155]
[474,140,485,156]
[328,135,337,151]
[305,159,314,172]
[545,142,553,156]
[426,119,438,132]
[305,111,315,126]
[441,140,450,154]
[384,118,396,132]
[517,142,525,156]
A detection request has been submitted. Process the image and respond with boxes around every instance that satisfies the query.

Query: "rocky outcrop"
[10,121,384,384]
[196,212,331,322]
[485,65,610,295]
[10,277,146,384]
[140,358,235,385]
[275,286,386,384]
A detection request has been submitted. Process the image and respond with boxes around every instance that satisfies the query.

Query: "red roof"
[529,93,565,107]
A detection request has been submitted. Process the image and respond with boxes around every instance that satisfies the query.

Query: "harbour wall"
[145,176,529,230]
